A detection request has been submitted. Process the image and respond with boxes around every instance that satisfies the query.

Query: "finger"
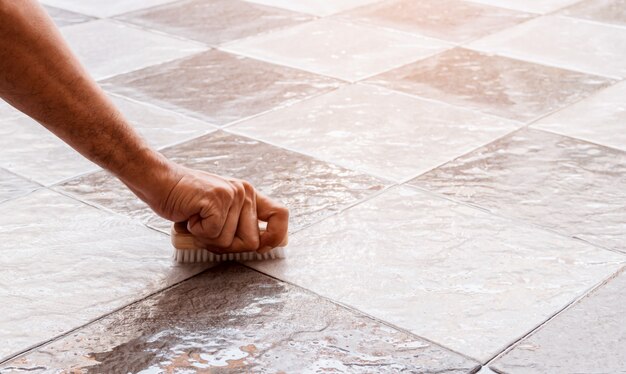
[207,181,245,248]
[187,194,231,239]
[256,192,289,253]
[232,182,260,251]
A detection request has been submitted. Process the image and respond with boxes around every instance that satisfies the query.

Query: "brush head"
[170,222,287,263]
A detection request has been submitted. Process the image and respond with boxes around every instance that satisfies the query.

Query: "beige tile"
[44,6,94,27]
[0,169,40,204]
[243,0,382,16]
[40,0,179,17]
[561,0,626,28]
[60,20,207,80]
[223,18,451,81]
[466,0,583,13]
[230,84,519,181]
[250,186,626,362]
[118,0,313,45]
[102,50,341,125]
[533,81,626,152]
[0,190,208,360]
[469,16,626,78]
[340,0,534,43]
[0,100,22,120]
[411,128,626,253]
[367,47,613,122]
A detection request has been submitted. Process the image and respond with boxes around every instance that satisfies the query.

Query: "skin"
[0,0,288,254]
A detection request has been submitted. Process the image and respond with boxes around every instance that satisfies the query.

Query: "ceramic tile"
[0,100,22,120]
[230,84,520,181]
[469,15,626,78]
[0,116,100,186]
[0,264,480,373]
[466,0,583,13]
[60,20,207,80]
[118,0,313,45]
[250,186,626,362]
[340,0,534,43]
[223,18,451,81]
[40,0,179,17]
[533,81,626,152]
[57,131,387,232]
[0,169,39,204]
[243,0,383,16]
[44,6,94,27]
[492,267,626,373]
[561,0,626,27]
[0,189,208,361]
[367,47,614,122]
[102,50,341,125]
[411,128,626,253]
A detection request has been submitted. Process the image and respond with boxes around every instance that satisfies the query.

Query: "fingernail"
[259,246,272,254]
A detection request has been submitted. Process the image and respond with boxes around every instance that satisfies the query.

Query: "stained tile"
[367,47,614,122]
[0,190,208,361]
[411,128,626,253]
[250,186,626,362]
[340,0,534,43]
[469,16,626,78]
[40,0,179,17]
[466,0,583,13]
[243,0,382,16]
[44,6,94,27]
[492,267,626,373]
[223,18,450,82]
[561,0,626,27]
[533,81,626,152]
[0,169,39,204]
[117,0,313,45]
[57,131,387,232]
[0,264,480,373]
[60,20,207,80]
[230,84,520,181]
[102,50,341,125]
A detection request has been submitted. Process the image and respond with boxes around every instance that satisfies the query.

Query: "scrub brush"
[171,222,287,263]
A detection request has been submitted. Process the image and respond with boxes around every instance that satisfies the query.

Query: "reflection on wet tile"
[61,20,206,80]
[0,169,39,204]
[250,186,626,362]
[103,50,341,125]
[244,0,382,16]
[223,19,450,81]
[57,131,387,232]
[561,0,626,27]
[341,0,533,43]
[533,81,626,152]
[0,190,208,361]
[492,267,626,373]
[469,16,626,78]
[44,6,94,27]
[231,84,520,180]
[40,0,179,17]
[411,128,626,253]
[118,0,313,45]
[466,0,583,13]
[367,47,613,122]
[0,264,480,373]
[0,116,99,186]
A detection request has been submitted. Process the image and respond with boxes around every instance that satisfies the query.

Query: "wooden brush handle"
[171,221,288,250]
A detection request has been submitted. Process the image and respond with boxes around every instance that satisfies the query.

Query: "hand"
[146,164,289,254]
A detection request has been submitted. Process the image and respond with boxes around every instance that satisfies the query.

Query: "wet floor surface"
[1,0,626,372]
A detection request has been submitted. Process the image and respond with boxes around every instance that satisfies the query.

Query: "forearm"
[0,0,176,202]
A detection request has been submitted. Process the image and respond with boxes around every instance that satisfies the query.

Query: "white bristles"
[173,247,286,263]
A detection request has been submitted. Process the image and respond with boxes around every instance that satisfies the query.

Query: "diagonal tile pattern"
[44,5,94,27]
[340,0,534,43]
[102,50,341,125]
[0,264,481,373]
[411,128,626,253]
[249,186,625,362]
[560,0,626,26]
[40,0,180,17]
[367,47,614,122]
[466,0,584,13]
[231,84,520,180]
[223,18,451,81]
[0,190,208,361]
[117,0,313,45]
[243,0,383,16]
[0,169,40,204]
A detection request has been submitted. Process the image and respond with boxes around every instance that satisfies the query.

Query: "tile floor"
[1,0,625,372]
